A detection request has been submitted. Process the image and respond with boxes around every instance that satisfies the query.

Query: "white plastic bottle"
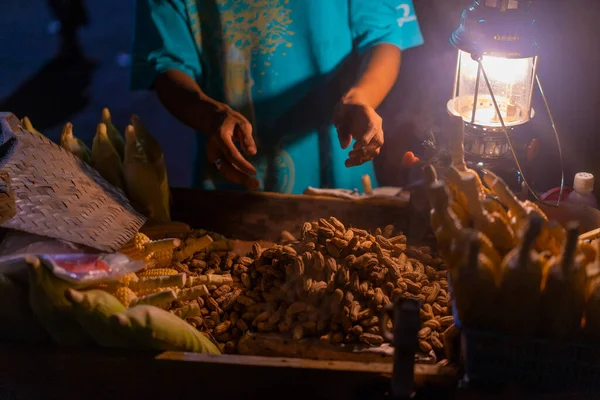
[566,172,598,209]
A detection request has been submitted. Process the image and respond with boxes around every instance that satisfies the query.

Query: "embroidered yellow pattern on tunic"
[216,0,294,56]
[183,0,294,107]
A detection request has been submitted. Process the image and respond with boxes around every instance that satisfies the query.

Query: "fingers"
[218,121,257,175]
[207,142,259,190]
[345,147,381,167]
[345,129,384,167]
[234,119,257,156]
[353,128,384,150]
[349,108,381,147]
[337,128,353,150]
[219,159,260,190]
[207,123,259,189]
[333,103,354,149]
[355,120,380,147]
[334,113,353,150]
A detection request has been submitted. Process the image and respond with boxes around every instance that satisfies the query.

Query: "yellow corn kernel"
[119,233,151,259]
[115,287,137,307]
[136,268,179,278]
[134,232,151,246]
[118,272,139,287]
[150,249,174,268]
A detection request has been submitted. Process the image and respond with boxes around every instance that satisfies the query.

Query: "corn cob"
[429,181,502,268]
[497,217,544,335]
[482,170,564,256]
[540,222,587,339]
[448,127,487,196]
[118,272,139,287]
[135,285,181,296]
[131,114,171,222]
[124,124,170,222]
[119,233,151,259]
[130,273,186,293]
[177,285,210,301]
[101,107,125,161]
[146,238,181,253]
[92,122,125,190]
[145,238,180,268]
[171,300,202,319]
[424,165,470,228]
[145,259,158,269]
[187,274,233,288]
[578,241,598,265]
[175,235,213,261]
[450,229,500,330]
[461,174,517,254]
[151,252,174,268]
[115,287,137,307]
[136,268,179,278]
[130,289,177,308]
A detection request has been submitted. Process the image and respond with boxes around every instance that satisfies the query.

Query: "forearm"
[344,43,402,109]
[153,69,224,133]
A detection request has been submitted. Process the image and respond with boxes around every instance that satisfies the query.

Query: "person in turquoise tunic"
[131,0,424,194]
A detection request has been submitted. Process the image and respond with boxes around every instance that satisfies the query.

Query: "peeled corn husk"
[131,114,170,221]
[540,222,587,339]
[450,229,499,330]
[91,123,125,190]
[497,217,544,336]
[123,124,170,222]
[460,174,517,254]
[101,108,125,161]
[21,116,44,137]
[428,181,502,268]
[60,122,92,164]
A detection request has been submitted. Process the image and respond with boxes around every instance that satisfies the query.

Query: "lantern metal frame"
[446,0,565,205]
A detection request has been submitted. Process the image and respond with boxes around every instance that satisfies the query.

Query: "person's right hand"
[205,104,260,190]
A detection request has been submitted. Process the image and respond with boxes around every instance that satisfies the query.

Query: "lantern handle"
[477,60,565,208]
[535,74,566,206]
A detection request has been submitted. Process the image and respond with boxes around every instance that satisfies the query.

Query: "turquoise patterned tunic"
[131,0,424,193]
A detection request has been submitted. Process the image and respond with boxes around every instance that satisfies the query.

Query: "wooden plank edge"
[170,187,410,208]
[155,351,458,385]
[156,351,393,373]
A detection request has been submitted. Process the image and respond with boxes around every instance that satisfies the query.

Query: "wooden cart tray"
[1,188,452,399]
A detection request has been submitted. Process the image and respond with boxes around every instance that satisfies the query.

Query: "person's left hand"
[333,99,384,167]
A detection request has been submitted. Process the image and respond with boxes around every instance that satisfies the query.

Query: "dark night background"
[1,0,599,196]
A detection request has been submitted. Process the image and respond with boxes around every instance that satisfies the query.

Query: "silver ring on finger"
[214,158,223,171]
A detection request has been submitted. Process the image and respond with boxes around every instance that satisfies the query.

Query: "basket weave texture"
[0,112,146,252]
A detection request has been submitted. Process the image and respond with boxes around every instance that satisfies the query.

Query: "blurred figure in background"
[47,0,89,60]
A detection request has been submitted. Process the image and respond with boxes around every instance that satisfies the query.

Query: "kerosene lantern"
[446,0,547,192]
